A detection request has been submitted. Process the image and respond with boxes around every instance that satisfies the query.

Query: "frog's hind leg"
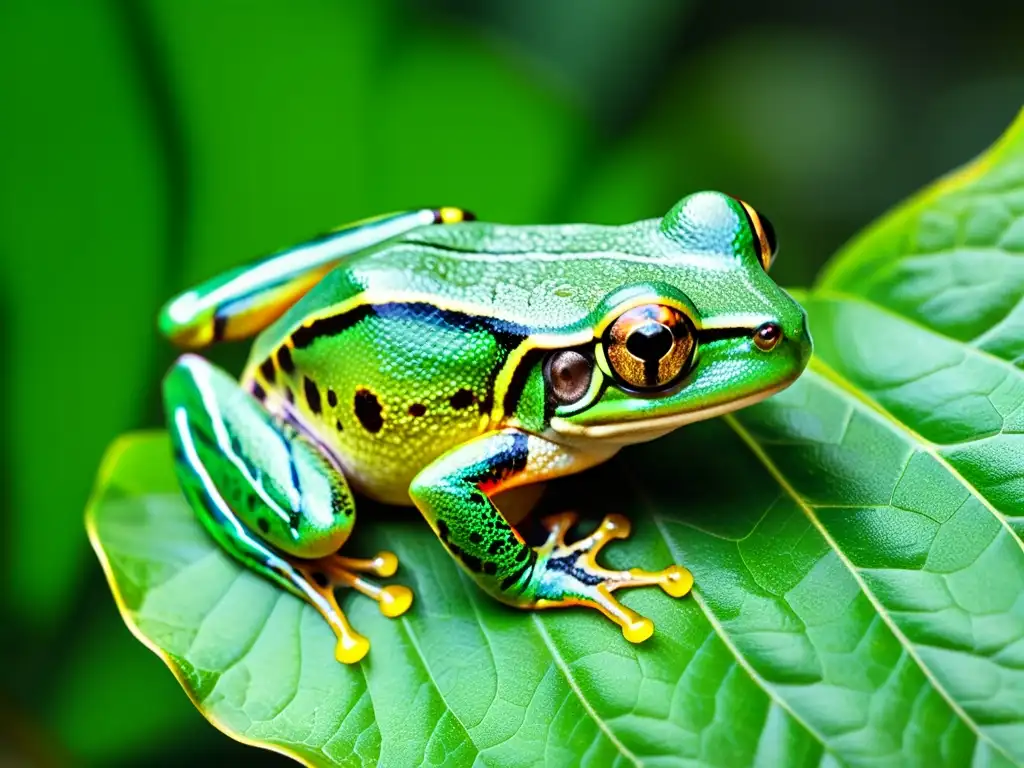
[159,206,474,349]
[164,353,412,663]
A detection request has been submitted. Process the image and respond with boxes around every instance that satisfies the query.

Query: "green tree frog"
[159,192,811,663]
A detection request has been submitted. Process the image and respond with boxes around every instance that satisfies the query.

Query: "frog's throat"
[546,379,792,444]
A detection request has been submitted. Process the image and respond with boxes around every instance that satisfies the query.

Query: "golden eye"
[760,214,778,267]
[736,199,779,271]
[604,305,696,389]
[545,349,593,404]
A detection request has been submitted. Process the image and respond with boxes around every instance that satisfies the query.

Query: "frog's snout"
[752,311,812,374]
[791,312,813,370]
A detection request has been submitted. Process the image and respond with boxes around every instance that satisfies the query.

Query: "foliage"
[87,109,1024,765]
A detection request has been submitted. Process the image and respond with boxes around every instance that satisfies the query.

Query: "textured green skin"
[163,191,811,623]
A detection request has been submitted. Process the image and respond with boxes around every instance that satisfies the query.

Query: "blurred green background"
[1,1,1021,764]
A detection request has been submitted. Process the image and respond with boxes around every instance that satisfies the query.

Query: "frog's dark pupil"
[757,323,780,343]
[626,323,673,362]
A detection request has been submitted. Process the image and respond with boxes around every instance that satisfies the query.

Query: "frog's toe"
[542,511,630,556]
[289,550,414,664]
[659,565,694,597]
[379,585,414,618]
[334,551,399,578]
[335,631,371,664]
[533,513,693,643]
[322,554,415,620]
[291,561,372,664]
[538,511,579,548]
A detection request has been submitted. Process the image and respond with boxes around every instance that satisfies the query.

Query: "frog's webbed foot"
[531,512,693,643]
[290,550,413,664]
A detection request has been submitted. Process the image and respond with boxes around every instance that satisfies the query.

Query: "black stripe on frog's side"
[696,326,758,344]
[289,301,533,351]
[501,347,552,421]
[288,304,372,348]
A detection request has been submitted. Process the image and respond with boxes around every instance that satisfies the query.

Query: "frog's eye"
[735,199,778,271]
[545,349,594,405]
[603,304,696,390]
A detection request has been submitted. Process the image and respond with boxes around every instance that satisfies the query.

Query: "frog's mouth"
[547,379,792,445]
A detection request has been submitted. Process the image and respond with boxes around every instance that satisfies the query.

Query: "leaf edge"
[84,431,312,768]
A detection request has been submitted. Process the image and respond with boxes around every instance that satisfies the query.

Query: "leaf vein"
[398,615,481,758]
[644,510,838,757]
[808,357,1024,547]
[529,616,642,767]
[723,412,1019,765]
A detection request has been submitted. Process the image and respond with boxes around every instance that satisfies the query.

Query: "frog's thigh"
[164,353,356,560]
[165,354,382,662]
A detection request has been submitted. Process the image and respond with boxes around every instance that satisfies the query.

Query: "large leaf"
[88,114,1024,765]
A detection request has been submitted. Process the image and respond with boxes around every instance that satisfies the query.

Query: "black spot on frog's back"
[259,357,276,384]
[450,388,475,410]
[276,345,295,374]
[303,376,322,414]
[354,388,384,433]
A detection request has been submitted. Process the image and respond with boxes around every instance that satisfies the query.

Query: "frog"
[159,191,811,664]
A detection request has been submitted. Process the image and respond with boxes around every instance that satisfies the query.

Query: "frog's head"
[543,190,811,446]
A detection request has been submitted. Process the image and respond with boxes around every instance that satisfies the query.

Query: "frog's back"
[242,215,742,503]
[354,219,685,330]
[244,219,635,504]
[250,214,745,357]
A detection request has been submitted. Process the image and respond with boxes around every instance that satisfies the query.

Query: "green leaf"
[88,113,1024,766]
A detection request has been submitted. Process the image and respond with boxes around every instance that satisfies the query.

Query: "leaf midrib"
[530,615,642,767]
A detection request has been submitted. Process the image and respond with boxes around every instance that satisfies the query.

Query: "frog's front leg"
[409,429,693,642]
[164,354,412,663]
